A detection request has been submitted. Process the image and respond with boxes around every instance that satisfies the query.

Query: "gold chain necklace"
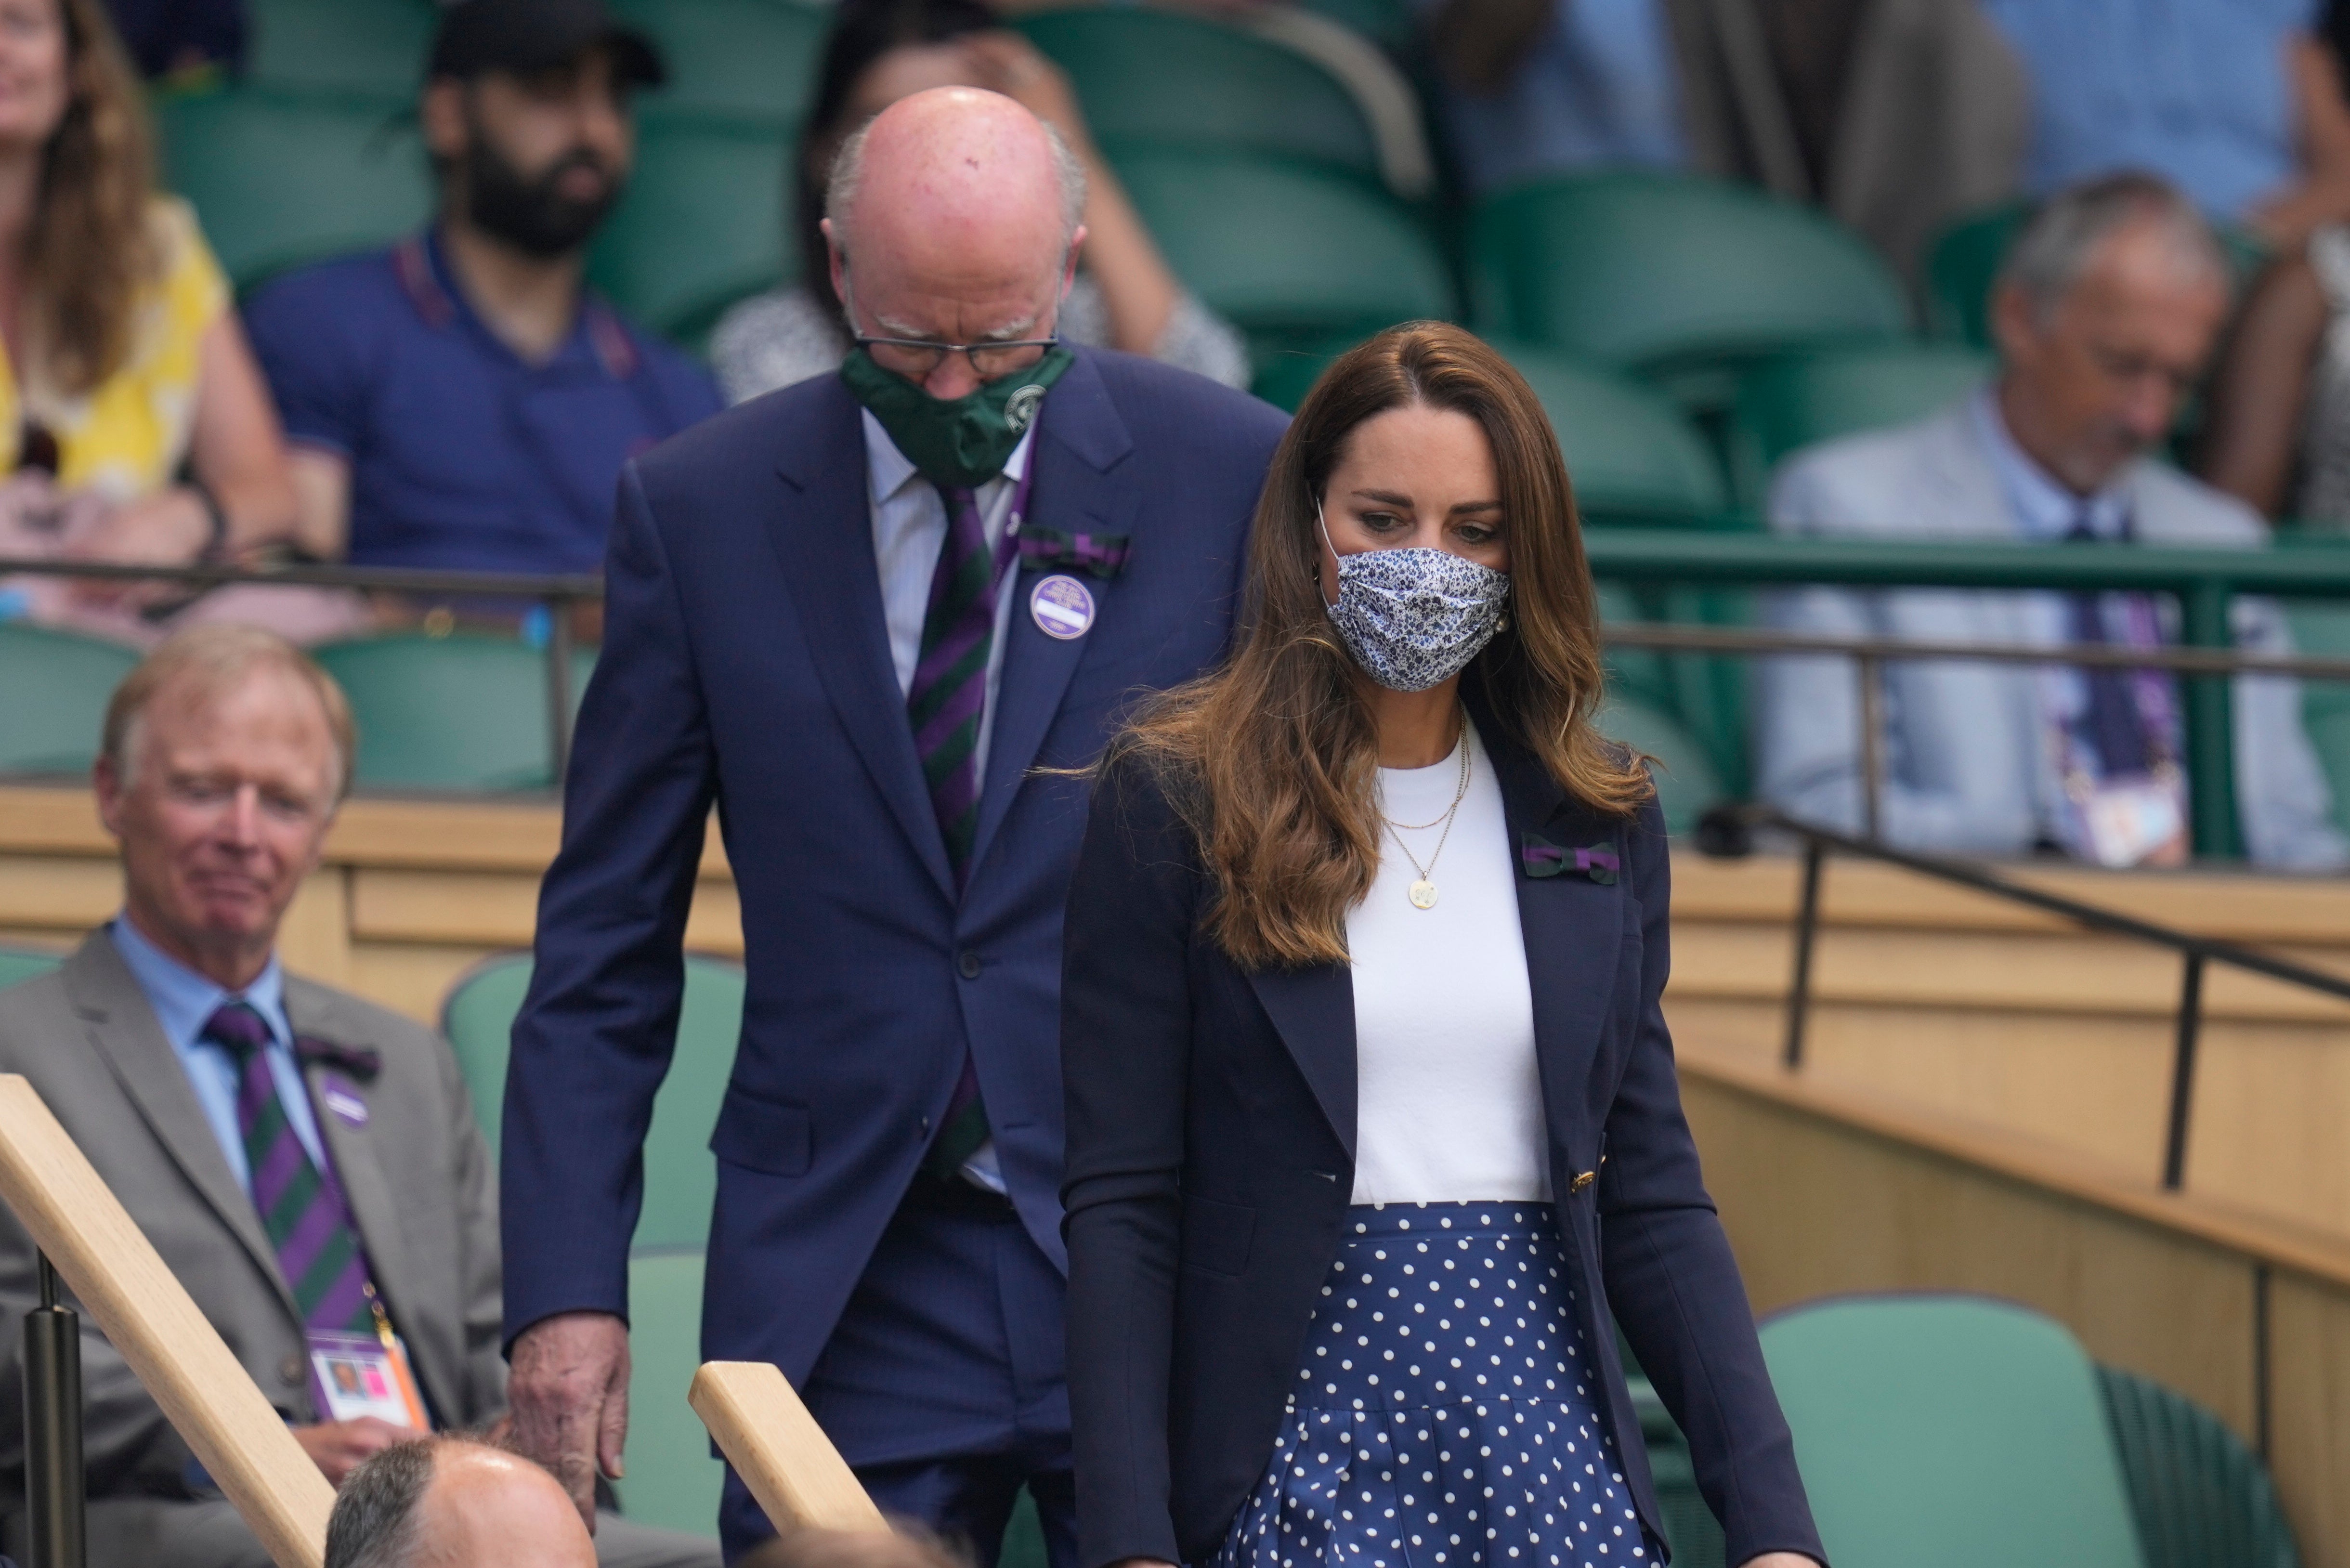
[1381,729,1471,910]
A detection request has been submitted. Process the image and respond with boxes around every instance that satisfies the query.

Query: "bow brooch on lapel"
[296,1037,382,1082]
[1520,833,1619,886]
[1017,525,1130,579]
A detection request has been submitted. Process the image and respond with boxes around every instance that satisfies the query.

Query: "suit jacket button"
[957,952,982,980]
[1569,1171,1595,1194]
[279,1355,304,1385]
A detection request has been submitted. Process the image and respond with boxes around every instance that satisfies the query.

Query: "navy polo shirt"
[245,229,722,575]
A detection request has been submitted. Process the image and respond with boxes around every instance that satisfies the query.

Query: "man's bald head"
[821,86,1086,395]
[326,1438,596,1568]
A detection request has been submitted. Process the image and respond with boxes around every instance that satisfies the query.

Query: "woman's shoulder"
[143,195,229,314]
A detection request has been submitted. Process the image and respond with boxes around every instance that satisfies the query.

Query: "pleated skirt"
[1211,1202,1654,1568]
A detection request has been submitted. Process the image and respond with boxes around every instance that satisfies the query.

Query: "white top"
[865,408,1035,787]
[1345,719,1549,1205]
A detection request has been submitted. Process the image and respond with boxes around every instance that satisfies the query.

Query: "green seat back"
[440,953,741,1249]
[1295,0,1415,52]
[1255,339,1719,523]
[1760,1295,2148,1568]
[2285,605,2350,836]
[588,117,792,343]
[1593,699,1724,838]
[617,1249,724,1539]
[312,633,590,793]
[0,945,63,992]
[0,622,138,776]
[1728,342,1994,504]
[1471,173,1908,407]
[1017,9,1381,180]
[2096,1365,2299,1568]
[1112,150,1451,358]
[244,0,432,99]
[610,0,828,127]
[159,89,431,292]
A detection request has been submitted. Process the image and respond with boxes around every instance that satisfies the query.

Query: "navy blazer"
[502,349,1287,1387]
[1059,694,1825,1568]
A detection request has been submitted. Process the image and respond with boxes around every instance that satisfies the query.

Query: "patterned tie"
[201,1003,376,1333]
[2064,512,2159,779]
[906,483,1003,1178]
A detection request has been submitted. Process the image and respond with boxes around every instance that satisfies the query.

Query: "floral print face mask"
[1317,500,1512,693]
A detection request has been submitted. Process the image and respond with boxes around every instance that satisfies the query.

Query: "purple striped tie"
[202,1003,377,1333]
[908,484,1000,1176]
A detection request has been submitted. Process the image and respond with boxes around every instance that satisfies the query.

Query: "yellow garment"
[0,196,228,501]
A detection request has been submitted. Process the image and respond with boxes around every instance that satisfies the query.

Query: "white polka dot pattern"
[1211,1203,1651,1568]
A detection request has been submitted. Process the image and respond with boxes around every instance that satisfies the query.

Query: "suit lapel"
[1244,962,1358,1161]
[970,355,1139,876]
[62,937,297,1320]
[770,378,956,902]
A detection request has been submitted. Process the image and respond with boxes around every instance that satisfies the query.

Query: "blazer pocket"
[709,1088,812,1176]
[1180,1195,1256,1277]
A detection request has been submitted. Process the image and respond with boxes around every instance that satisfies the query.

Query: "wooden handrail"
[689,1362,889,1535]
[0,1075,333,1567]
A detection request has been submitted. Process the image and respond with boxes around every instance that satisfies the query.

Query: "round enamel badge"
[1030,574,1096,640]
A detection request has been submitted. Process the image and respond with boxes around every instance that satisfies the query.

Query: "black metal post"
[2254,1262,2273,1461]
[1783,837,1825,1071]
[2162,953,2206,1190]
[545,593,576,787]
[1855,653,1884,842]
[24,1252,84,1568]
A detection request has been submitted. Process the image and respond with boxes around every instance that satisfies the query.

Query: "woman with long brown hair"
[1059,324,1823,1568]
[0,0,295,627]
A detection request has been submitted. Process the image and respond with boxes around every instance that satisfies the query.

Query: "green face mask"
[840,345,1076,489]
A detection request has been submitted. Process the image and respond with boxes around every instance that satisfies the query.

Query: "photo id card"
[2080,775,2185,868]
[307,1329,428,1430]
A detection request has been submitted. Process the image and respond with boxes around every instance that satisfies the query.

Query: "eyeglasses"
[854,335,1059,381]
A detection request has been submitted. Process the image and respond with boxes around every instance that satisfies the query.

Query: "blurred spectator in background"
[2199,216,2350,526]
[1980,0,2350,251]
[104,0,243,81]
[1423,0,2025,276]
[1756,173,2346,870]
[242,0,719,582]
[708,0,1251,403]
[0,0,298,633]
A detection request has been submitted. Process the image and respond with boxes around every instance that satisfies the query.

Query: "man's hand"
[292,1416,417,1486]
[507,1310,631,1530]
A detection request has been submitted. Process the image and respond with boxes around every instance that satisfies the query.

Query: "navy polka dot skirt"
[1212,1202,1654,1568]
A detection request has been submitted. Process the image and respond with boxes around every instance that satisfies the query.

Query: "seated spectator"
[0,0,297,629]
[1755,172,2347,870]
[0,626,718,1567]
[243,0,720,580]
[1980,0,2350,249]
[327,1437,595,1568]
[707,0,1250,403]
[2200,221,2350,526]
[104,0,244,82]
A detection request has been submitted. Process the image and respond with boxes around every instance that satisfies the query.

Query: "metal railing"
[1700,802,2350,1194]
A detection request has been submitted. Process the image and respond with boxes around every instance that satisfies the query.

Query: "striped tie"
[908,484,999,1177]
[202,1003,377,1333]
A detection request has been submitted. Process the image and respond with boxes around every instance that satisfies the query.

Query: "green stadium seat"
[1254,338,1726,525]
[0,621,138,777]
[1594,698,1724,837]
[1760,1294,2147,1568]
[2096,1365,2300,1568]
[1728,342,1995,504]
[1111,150,1452,362]
[311,632,591,794]
[158,89,431,292]
[0,944,64,991]
[588,117,792,343]
[243,0,432,100]
[617,1248,724,1540]
[439,952,742,1249]
[610,0,829,128]
[1470,173,1910,412]
[1016,9,1382,181]
[1295,0,1416,53]
[2285,605,2350,837]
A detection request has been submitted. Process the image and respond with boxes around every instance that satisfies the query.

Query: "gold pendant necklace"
[1381,725,1471,911]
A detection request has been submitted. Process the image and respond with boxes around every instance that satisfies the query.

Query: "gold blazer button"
[1568,1171,1595,1194]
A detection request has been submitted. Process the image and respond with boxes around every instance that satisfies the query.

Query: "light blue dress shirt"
[1981,0,2318,223]
[109,916,327,1190]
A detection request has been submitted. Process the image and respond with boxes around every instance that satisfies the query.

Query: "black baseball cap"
[427,0,666,88]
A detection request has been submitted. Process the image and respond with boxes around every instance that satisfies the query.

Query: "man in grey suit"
[1756,171,2348,870]
[0,626,715,1568]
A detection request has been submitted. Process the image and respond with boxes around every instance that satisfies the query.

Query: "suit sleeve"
[436,1029,507,1421]
[1597,800,1826,1567]
[502,464,718,1343]
[2230,596,2350,870]
[1061,757,1199,1568]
